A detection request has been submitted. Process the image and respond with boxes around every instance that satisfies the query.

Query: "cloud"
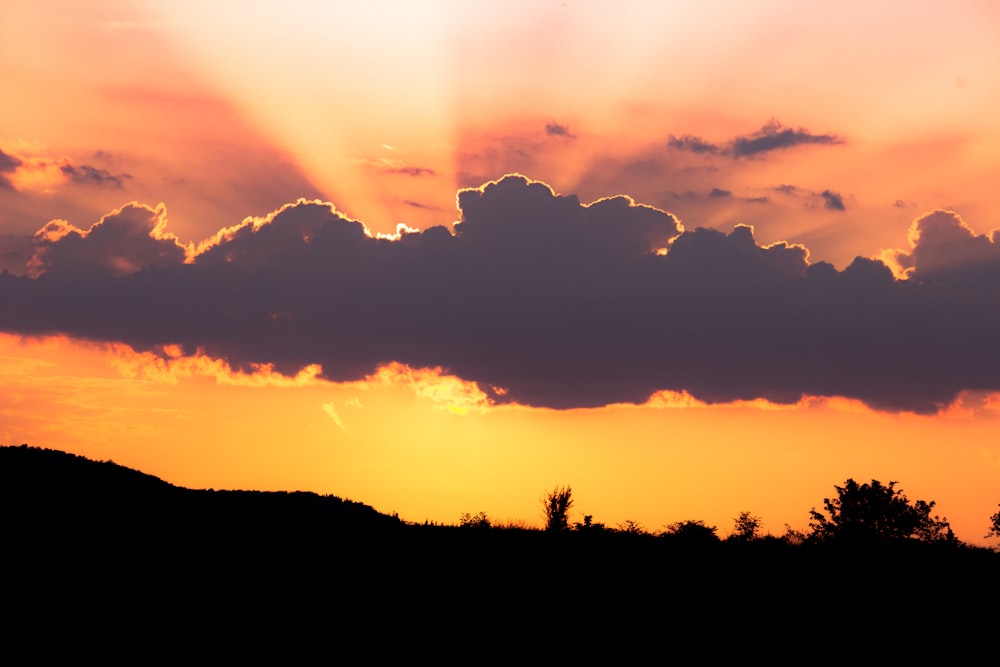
[27,202,188,278]
[667,135,720,155]
[2,176,999,414]
[709,188,731,198]
[60,163,132,188]
[545,123,575,138]
[0,149,22,189]
[726,119,843,158]
[820,190,845,211]
[886,209,1000,285]
[0,147,132,192]
[383,166,435,177]
[668,120,843,159]
[322,402,347,431]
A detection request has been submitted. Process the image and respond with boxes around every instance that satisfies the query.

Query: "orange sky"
[2,1,1000,544]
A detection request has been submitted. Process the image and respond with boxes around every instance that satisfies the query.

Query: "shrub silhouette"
[542,485,573,532]
[662,519,719,544]
[809,478,954,544]
[459,511,492,529]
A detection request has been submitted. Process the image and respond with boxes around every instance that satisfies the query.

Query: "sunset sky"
[3,0,1000,543]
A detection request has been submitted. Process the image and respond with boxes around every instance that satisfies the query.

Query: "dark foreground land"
[3,445,997,657]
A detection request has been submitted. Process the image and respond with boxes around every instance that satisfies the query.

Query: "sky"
[2,0,1000,543]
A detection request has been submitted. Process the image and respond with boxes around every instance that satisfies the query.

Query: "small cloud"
[709,188,731,198]
[322,402,347,431]
[383,166,435,177]
[667,134,720,155]
[820,190,845,211]
[0,149,22,189]
[774,184,798,195]
[744,196,770,204]
[60,163,132,188]
[545,123,575,139]
[344,397,363,408]
[726,119,843,158]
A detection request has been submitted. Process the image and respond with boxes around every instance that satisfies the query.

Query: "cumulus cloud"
[2,176,999,414]
[887,209,1000,285]
[668,119,843,159]
[27,203,187,278]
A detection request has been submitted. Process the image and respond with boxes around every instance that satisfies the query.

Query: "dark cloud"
[727,119,843,158]
[820,190,845,211]
[709,188,731,198]
[2,176,999,414]
[890,210,1000,286]
[668,135,720,155]
[0,149,22,189]
[774,184,798,194]
[669,120,843,159]
[744,196,770,204]
[60,163,132,188]
[545,123,575,138]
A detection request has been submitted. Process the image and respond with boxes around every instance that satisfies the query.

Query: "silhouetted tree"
[809,478,955,544]
[987,505,1000,541]
[542,486,573,532]
[729,511,762,542]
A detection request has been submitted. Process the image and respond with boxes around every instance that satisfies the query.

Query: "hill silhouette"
[3,443,997,658]
[1,444,401,533]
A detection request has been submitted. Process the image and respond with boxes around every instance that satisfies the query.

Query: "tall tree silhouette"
[542,486,573,532]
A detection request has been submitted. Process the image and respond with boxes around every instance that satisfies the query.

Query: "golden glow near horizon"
[3,333,999,545]
[3,1,1000,547]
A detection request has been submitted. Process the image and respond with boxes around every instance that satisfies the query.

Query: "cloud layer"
[2,175,998,413]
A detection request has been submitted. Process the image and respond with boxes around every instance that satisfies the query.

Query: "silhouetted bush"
[808,478,955,544]
[459,511,492,529]
[661,519,719,544]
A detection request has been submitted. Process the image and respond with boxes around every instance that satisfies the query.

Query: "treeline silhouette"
[4,443,998,656]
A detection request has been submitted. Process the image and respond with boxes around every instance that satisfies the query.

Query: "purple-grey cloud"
[667,135,720,155]
[2,175,999,414]
[60,163,132,188]
[0,149,22,189]
[545,123,575,138]
[727,119,843,158]
[669,120,843,159]
[820,190,845,211]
